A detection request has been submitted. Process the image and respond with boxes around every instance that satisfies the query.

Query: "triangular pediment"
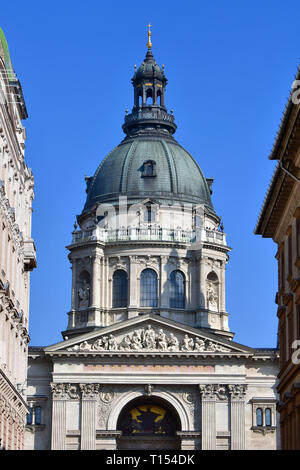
[44,314,254,356]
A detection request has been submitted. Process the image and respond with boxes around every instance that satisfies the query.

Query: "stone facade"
[0,28,36,449]
[255,65,300,449]
[26,316,279,450]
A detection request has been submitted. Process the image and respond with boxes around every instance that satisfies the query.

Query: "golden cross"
[146,23,152,50]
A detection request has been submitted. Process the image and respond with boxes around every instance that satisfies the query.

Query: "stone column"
[80,384,100,450]
[71,258,77,310]
[160,256,168,308]
[228,384,247,450]
[50,383,68,450]
[128,256,138,318]
[91,254,101,307]
[199,384,216,450]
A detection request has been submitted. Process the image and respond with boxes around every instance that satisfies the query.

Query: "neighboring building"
[0,28,36,450]
[26,32,279,451]
[255,66,300,450]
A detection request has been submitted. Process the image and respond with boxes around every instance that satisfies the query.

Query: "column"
[128,256,137,317]
[199,385,216,450]
[228,384,247,450]
[80,384,100,450]
[91,254,101,307]
[160,256,168,308]
[71,258,77,310]
[50,383,67,450]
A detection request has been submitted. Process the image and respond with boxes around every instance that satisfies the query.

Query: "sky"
[1,0,299,348]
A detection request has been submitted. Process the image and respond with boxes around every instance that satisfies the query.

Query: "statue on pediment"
[142,325,156,349]
[181,334,194,351]
[119,334,132,351]
[108,334,118,351]
[131,330,143,350]
[194,337,205,351]
[167,333,179,351]
[157,329,168,350]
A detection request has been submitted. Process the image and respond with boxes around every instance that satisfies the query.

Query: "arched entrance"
[117,396,181,450]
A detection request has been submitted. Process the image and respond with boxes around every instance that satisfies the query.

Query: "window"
[112,270,128,308]
[256,408,263,427]
[169,270,185,309]
[26,405,43,426]
[26,407,33,425]
[142,160,156,178]
[251,398,276,433]
[265,408,272,427]
[140,269,158,307]
[144,205,155,223]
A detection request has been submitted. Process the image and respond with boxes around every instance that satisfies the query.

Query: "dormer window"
[142,160,156,177]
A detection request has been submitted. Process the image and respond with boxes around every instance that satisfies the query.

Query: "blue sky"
[1,0,299,347]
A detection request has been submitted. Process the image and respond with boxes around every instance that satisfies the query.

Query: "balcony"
[71,227,227,247]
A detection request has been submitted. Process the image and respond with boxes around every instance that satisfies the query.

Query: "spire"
[146,23,152,50]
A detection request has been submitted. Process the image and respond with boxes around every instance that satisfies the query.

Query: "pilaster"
[199,384,216,450]
[50,383,68,450]
[228,384,247,450]
[79,383,100,450]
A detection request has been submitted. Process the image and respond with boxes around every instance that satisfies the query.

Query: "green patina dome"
[83,48,215,215]
[0,28,16,81]
[84,136,215,213]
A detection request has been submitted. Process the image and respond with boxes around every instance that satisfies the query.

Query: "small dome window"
[142,160,156,177]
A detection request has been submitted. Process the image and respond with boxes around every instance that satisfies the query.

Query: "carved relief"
[67,324,231,354]
[100,391,114,404]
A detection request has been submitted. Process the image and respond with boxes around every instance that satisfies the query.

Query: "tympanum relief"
[67,324,231,353]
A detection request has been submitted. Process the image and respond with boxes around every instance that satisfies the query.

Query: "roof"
[255,65,300,237]
[84,135,215,213]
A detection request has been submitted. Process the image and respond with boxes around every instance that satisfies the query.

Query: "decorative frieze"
[67,324,231,354]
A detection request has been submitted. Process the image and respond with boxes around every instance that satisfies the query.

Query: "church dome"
[83,35,215,215]
[84,135,215,212]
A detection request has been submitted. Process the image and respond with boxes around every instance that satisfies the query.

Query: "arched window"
[140,269,158,307]
[146,88,153,105]
[113,270,128,308]
[157,89,161,105]
[256,408,263,427]
[265,408,272,427]
[169,270,185,308]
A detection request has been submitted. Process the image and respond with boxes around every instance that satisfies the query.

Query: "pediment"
[45,314,254,357]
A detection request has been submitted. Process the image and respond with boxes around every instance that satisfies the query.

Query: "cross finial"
[146,23,152,50]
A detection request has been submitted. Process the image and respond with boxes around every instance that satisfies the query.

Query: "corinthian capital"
[79,383,101,399]
[199,384,216,400]
[228,384,247,400]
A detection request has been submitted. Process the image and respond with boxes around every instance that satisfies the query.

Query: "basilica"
[25,30,280,450]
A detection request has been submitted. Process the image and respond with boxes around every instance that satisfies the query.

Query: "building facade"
[0,28,36,450]
[255,66,300,450]
[26,34,279,450]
